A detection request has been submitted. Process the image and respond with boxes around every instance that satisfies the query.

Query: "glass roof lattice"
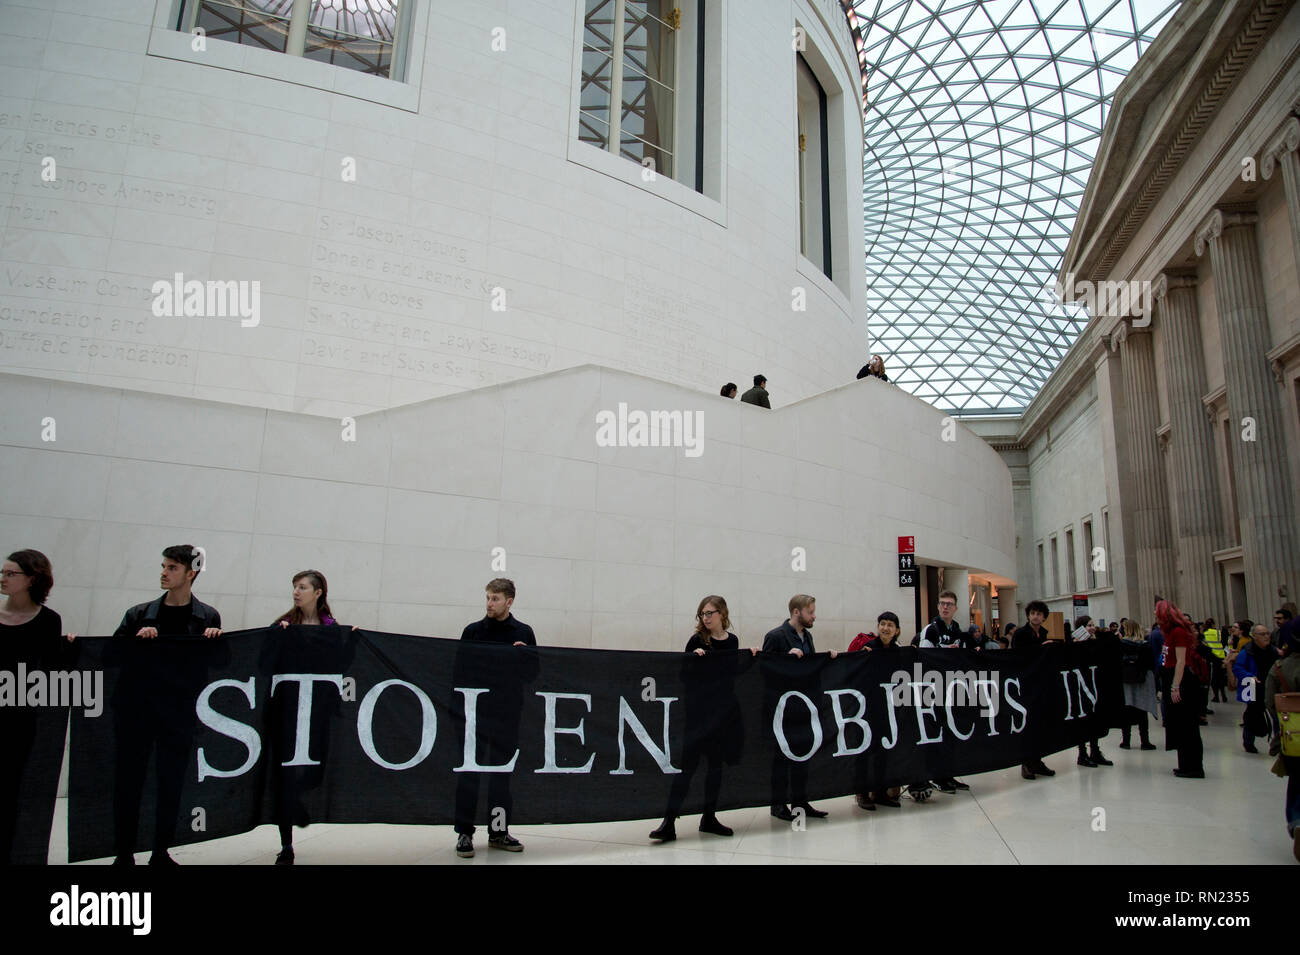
[847,0,1182,414]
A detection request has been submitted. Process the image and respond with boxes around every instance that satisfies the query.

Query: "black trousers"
[1162,673,1205,774]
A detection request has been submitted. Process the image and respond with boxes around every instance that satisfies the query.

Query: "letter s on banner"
[196,678,262,781]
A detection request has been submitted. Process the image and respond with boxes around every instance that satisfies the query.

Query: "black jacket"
[113,594,221,638]
[918,617,966,648]
[763,620,815,654]
[740,385,770,409]
[1012,622,1046,652]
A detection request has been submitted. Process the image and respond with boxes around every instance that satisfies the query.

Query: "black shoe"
[871,792,902,808]
[1244,743,1259,754]
[1172,768,1205,778]
[698,815,733,837]
[1118,740,1131,749]
[275,846,295,865]
[1077,754,1098,767]
[112,855,135,866]
[855,794,876,811]
[148,851,178,866]
[1034,762,1056,777]
[950,778,970,791]
[796,803,828,818]
[488,832,524,852]
[649,820,677,842]
[934,778,957,794]
[456,834,474,858]
[1090,749,1113,766]
[770,805,795,821]
[1140,742,1157,750]
[1020,764,1036,780]
[1205,709,1215,715]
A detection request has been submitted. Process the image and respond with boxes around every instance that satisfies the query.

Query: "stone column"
[1154,273,1228,621]
[1261,117,1300,281]
[995,584,1017,632]
[1195,208,1300,620]
[1114,320,1177,614]
[944,567,971,628]
[1094,346,1138,612]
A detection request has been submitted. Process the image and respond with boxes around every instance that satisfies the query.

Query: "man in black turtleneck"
[453,578,536,859]
[1013,599,1058,780]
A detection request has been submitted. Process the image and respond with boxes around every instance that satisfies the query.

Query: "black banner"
[60,628,1122,862]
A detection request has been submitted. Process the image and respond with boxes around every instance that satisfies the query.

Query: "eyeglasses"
[698,609,718,618]
[0,570,28,578]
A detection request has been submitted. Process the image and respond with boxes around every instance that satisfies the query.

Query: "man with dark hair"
[111,545,222,865]
[740,375,770,408]
[916,589,970,793]
[763,595,835,819]
[454,578,536,858]
[1272,608,1294,649]
[1013,600,1057,781]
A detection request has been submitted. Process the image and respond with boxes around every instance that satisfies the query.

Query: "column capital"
[1194,208,1258,257]
[1152,272,1197,301]
[1261,117,1300,181]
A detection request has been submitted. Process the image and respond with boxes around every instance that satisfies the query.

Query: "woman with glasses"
[649,595,755,843]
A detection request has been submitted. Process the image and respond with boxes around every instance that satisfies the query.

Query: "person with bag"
[1157,597,1208,778]
[1234,624,1280,753]
[1118,620,1158,750]
[1264,622,1300,862]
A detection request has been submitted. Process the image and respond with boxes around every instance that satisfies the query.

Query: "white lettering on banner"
[534,691,595,773]
[877,682,901,749]
[270,674,345,766]
[453,687,520,772]
[357,679,437,770]
[611,696,681,774]
[824,688,871,756]
[1004,678,1028,732]
[773,691,824,761]
[195,677,261,781]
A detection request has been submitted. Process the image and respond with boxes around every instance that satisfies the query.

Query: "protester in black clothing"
[1014,600,1057,780]
[916,590,969,792]
[854,612,903,810]
[1070,617,1113,768]
[1,549,76,864]
[763,595,836,820]
[740,374,771,408]
[650,596,756,843]
[1272,608,1294,649]
[720,382,738,399]
[110,545,223,865]
[454,578,536,858]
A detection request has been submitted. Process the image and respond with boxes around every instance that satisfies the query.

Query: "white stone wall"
[0,0,868,417]
[0,366,1016,650]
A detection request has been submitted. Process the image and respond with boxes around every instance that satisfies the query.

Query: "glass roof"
[847,0,1181,413]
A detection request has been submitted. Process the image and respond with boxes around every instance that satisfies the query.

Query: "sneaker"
[934,778,957,794]
[698,815,733,837]
[907,782,933,801]
[455,834,474,858]
[275,846,295,866]
[855,793,877,811]
[649,820,677,842]
[488,832,524,852]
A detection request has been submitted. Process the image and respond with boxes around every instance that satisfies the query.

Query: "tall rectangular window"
[796,53,831,279]
[1037,542,1045,598]
[1082,517,1095,589]
[1221,417,1240,544]
[1101,508,1112,590]
[179,0,408,79]
[580,0,685,183]
[1049,535,1060,597]
[1065,527,1076,595]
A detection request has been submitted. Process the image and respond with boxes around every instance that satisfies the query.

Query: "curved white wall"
[0,0,868,417]
[0,365,1014,647]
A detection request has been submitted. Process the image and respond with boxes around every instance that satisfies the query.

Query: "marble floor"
[51,707,1296,865]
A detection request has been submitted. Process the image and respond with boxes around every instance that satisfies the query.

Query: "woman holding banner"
[649,596,754,843]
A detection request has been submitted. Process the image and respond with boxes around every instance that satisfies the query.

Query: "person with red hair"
[1156,597,1209,778]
